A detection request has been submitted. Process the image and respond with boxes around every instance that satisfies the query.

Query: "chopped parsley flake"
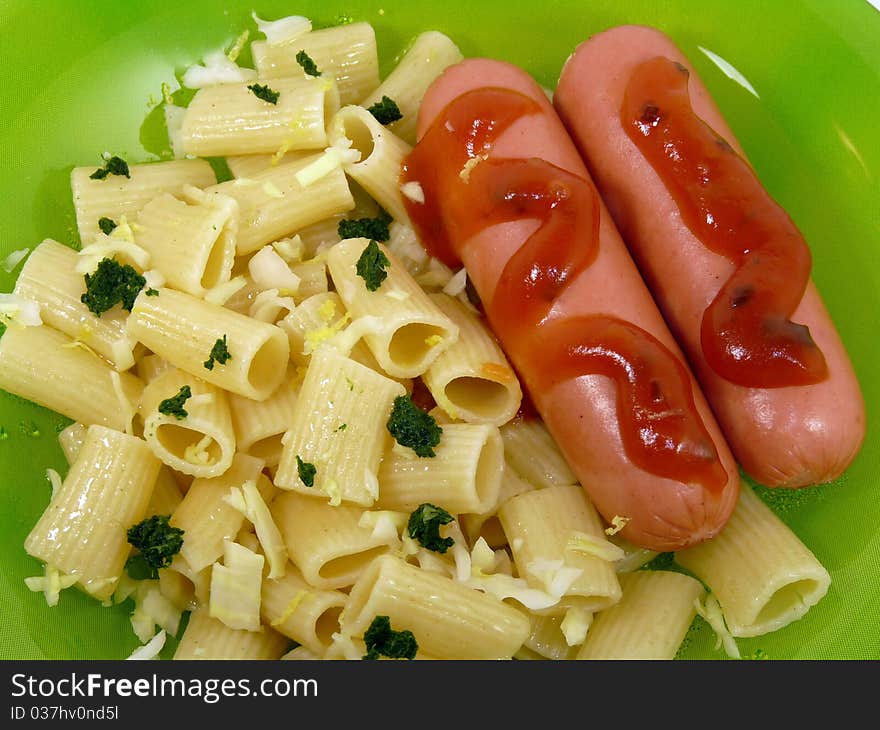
[296,50,321,76]
[296,455,317,487]
[366,95,403,125]
[145,288,159,296]
[363,615,418,660]
[338,217,390,242]
[247,83,280,105]
[203,335,231,370]
[158,385,192,420]
[125,514,184,579]
[386,394,442,457]
[89,156,130,180]
[355,240,390,292]
[407,503,455,554]
[98,217,118,235]
[80,258,146,316]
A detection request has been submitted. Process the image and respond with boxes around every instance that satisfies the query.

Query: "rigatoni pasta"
[71,158,216,245]
[126,286,289,400]
[274,348,405,506]
[422,293,522,426]
[139,368,236,478]
[205,155,355,255]
[271,490,394,590]
[24,426,161,601]
[133,187,238,297]
[181,76,340,157]
[675,483,831,638]
[575,571,704,660]
[13,239,138,370]
[359,31,463,144]
[326,237,459,378]
[342,554,530,659]
[0,323,143,433]
[251,22,380,105]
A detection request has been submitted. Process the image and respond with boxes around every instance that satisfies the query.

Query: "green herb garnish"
[158,385,192,420]
[407,503,455,554]
[80,258,146,316]
[247,83,280,105]
[296,50,321,76]
[98,217,117,235]
[338,217,391,242]
[362,615,418,660]
[366,95,403,125]
[125,514,184,579]
[296,455,317,487]
[355,240,390,292]
[386,394,442,457]
[203,335,231,370]
[89,156,130,180]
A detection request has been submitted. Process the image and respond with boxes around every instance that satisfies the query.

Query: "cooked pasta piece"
[461,460,535,548]
[181,76,340,157]
[229,368,299,469]
[71,158,216,245]
[326,238,458,378]
[173,606,289,660]
[271,491,394,590]
[169,453,265,573]
[261,563,347,654]
[327,105,413,224]
[57,422,88,464]
[499,485,622,615]
[0,323,143,433]
[226,151,314,179]
[499,417,577,488]
[422,293,521,425]
[359,31,463,144]
[139,368,235,478]
[377,423,504,515]
[135,354,174,384]
[145,467,185,517]
[251,22,380,105]
[13,239,138,370]
[204,155,355,255]
[274,348,405,506]
[520,611,581,660]
[133,187,237,297]
[675,482,832,638]
[126,286,289,401]
[575,570,704,660]
[24,425,161,601]
[342,554,530,659]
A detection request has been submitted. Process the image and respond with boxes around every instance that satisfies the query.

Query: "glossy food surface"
[1,0,878,659]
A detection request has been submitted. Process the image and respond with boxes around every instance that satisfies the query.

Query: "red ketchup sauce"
[622,57,828,388]
[402,87,726,490]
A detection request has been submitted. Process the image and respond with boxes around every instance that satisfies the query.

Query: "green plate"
[1,0,877,660]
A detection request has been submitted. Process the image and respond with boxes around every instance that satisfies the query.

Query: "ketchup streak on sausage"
[402,87,727,491]
[622,57,827,388]
[553,25,866,489]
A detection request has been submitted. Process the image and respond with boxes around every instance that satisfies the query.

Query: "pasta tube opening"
[388,322,448,373]
[247,329,290,393]
[445,376,511,421]
[338,112,376,160]
[156,424,223,467]
[318,546,389,584]
[314,606,345,646]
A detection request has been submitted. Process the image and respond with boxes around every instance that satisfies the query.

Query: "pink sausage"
[553,25,866,488]
[416,58,740,551]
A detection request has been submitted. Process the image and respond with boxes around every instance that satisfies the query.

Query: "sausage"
[407,58,740,551]
[553,25,866,488]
